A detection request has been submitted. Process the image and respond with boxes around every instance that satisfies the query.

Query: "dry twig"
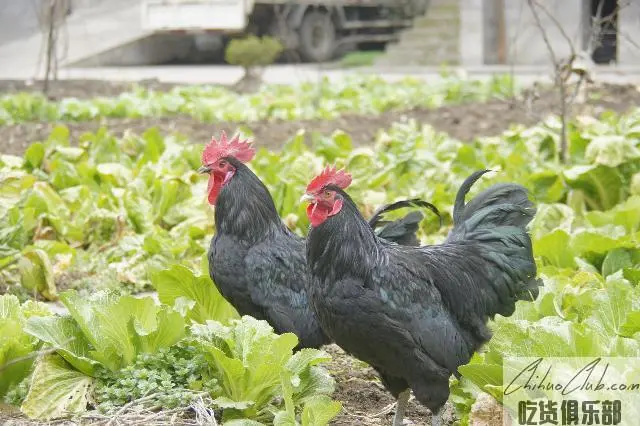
[526,0,571,163]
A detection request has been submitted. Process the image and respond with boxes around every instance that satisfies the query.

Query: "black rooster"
[303,167,541,425]
[198,132,440,349]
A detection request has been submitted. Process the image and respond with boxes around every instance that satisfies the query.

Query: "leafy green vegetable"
[25,290,187,374]
[18,290,187,419]
[24,314,99,376]
[20,354,94,420]
[275,367,341,426]
[585,135,640,167]
[0,170,35,219]
[300,395,342,426]
[0,75,516,125]
[191,317,336,423]
[601,248,633,278]
[83,209,121,245]
[24,142,45,170]
[57,290,186,371]
[152,264,238,324]
[0,295,51,398]
[458,269,640,413]
[4,375,31,406]
[94,340,217,413]
[17,248,57,300]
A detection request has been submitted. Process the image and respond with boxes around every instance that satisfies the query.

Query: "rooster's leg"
[392,389,411,426]
[430,408,442,426]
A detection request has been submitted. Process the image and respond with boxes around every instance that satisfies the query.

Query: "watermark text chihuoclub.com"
[502,357,640,426]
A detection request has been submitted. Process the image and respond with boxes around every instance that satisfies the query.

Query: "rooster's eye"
[324,190,331,198]
[219,160,227,167]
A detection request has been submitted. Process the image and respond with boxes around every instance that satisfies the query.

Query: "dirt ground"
[325,345,440,426]
[1,80,640,156]
[1,79,639,425]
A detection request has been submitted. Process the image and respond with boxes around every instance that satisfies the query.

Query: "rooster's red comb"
[306,166,352,193]
[202,131,255,165]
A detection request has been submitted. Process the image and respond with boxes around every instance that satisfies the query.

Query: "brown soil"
[325,344,445,426]
[1,81,640,156]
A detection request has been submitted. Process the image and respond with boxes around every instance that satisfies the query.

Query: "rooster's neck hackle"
[214,162,283,244]
[307,188,381,282]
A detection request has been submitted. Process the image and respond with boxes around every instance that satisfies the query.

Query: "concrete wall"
[0,0,42,44]
[459,0,484,66]
[504,0,584,66]
[460,0,640,66]
[0,0,117,46]
[70,34,195,67]
[460,0,586,66]
[618,2,640,65]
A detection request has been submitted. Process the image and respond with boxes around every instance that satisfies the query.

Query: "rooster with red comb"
[302,166,541,426]
[198,131,442,349]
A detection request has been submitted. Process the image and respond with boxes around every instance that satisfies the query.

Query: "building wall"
[504,0,583,65]
[459,0,640,66]
[0,0,122,46]
[0,0,42,44]
[618,1,640,65]
[459,0,484,65]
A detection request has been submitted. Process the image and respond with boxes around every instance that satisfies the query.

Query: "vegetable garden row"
[0,75,513,124]
[1,75,639,425]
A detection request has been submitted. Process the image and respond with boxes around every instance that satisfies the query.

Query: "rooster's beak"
[197,165,211,174]
[300,193,314,204]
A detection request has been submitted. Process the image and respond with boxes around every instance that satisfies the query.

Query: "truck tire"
[298,10,337,63]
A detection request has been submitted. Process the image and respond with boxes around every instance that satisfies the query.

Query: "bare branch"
[529,0,576,57]
[588,0,607,53]
[526,0,559,68]
[43,0,56,94]
[567,72,587,106]
[526,0,571,163]
[38,0,69,95]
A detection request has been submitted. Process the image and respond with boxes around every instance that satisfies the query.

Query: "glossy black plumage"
[208,158,435,349]
[370,199,442,247]
[305,170,541,413]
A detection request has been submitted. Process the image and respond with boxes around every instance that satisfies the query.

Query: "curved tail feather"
[432,170,541,340]
[447,170,537,243]
[370,198,442,246]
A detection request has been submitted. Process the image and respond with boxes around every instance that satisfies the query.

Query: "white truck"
[141,0,429,62]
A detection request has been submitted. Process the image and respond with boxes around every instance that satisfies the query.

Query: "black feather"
[305,172,542,413]
[370,199,442,247]
[369,198,442,229]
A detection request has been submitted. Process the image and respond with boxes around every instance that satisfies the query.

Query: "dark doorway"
[590,0,618,64]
